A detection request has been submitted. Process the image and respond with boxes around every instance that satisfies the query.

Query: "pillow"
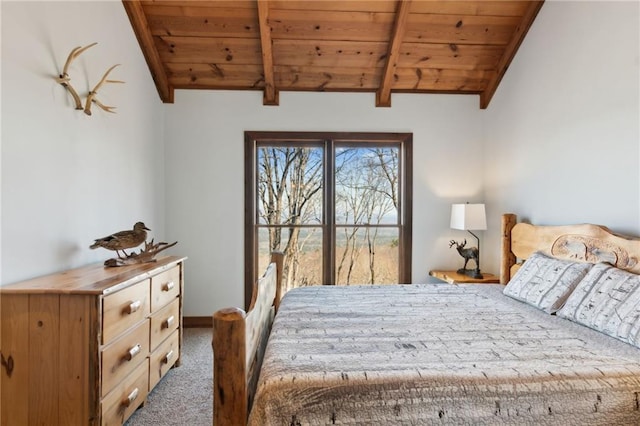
[503,251,592,314]
[557,263,640,348]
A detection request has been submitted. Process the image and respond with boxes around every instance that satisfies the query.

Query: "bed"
[213,213,640,425]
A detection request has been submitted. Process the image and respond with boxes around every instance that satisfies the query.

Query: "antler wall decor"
[55,42,96,110]
[84,64,124,115]
[54,42,124,116]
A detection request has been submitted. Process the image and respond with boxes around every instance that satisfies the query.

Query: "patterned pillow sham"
[557,263,640,348]
[503,251,592,314]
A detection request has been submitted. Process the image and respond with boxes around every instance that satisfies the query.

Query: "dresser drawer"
[149,329,180,390]
[102,279,150,345]
[101,358,149,426]
[150,298,180,350]
[102,319,150,397]
[151,266,180,311]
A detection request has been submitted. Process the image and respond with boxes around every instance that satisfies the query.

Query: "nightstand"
[429,270,500,284]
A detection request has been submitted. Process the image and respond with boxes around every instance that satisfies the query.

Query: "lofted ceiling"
[123,0,544,109]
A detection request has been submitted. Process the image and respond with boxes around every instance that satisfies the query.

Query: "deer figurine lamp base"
[449,232,483,279]
[449,203,487,280]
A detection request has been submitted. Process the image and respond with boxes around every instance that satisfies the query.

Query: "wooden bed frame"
[212,213,640,425]
[212,252,283,426]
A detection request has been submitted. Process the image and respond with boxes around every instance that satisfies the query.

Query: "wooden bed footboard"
[212,252,284,426]
[500,213,640,283]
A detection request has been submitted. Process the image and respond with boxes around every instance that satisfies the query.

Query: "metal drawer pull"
[163,350,174,364]
[126,300,142,315]
[125,344,141,361]
[123,387,139,407]
[162,281,175,292]
[163,315,175,329]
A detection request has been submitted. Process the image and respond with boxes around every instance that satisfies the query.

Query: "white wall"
[482,1,640,273]
[164,91,484,315]
[1,1,166,284]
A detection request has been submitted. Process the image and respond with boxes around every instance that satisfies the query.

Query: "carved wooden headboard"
[500,213,640,283]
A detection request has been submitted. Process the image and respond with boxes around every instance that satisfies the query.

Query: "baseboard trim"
[183,316,213,328]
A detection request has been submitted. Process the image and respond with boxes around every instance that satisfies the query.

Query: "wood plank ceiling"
[123,0,544,109]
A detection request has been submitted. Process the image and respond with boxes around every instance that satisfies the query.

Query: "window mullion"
[324,139,336,285]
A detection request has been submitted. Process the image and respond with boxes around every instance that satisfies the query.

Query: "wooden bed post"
[501,213,517,284]
[213,308,248,426]
[212,252,285,425]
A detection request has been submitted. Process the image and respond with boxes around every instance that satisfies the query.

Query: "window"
[245,132,412,308]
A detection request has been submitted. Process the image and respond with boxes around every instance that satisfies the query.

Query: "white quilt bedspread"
[248,284,640,425]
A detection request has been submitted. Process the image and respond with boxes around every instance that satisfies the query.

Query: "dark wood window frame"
[245,131,413,309]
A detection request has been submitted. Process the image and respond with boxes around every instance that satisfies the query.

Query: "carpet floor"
[126,328,213,426]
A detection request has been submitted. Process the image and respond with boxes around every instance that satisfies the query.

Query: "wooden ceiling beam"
[122,0,174,103]
[257,0,279,105]
[377,0,412,107]
[479,1,544,109]
[120,1,544,109]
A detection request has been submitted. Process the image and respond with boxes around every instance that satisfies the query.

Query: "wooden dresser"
[0,256,186,426]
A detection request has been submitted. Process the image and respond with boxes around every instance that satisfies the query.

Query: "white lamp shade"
[450,204,487,231]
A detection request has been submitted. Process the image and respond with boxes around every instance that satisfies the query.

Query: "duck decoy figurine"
[90,222,150,258]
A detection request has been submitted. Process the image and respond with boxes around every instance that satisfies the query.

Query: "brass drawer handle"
[122,387,139,408]
[124,344,141,361]
[162,281,175,292]
[163,350,174,364]
[163,315,175,329]
[126,300,142,315]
